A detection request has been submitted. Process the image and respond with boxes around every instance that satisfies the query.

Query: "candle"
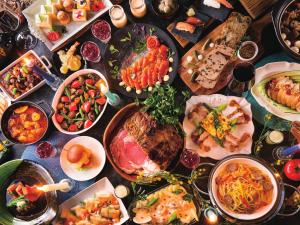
[204,207,218,224]
[23,57,34,67]
[282,144,300,157]
[37,181,70,192]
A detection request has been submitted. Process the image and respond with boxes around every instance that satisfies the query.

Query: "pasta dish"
[215,163,274,214]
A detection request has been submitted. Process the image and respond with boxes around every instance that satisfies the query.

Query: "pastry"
[46,0,63,10]
[72,9,87,22]
[77,0,90,11]
[63,0,75,12]
[57,10,71,25]
[40,4,57,19]
[35,14,52,29]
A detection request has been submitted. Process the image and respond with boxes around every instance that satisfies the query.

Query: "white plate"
[54,177,129,225]
[251,61,300,122]
[52,69,108,135]
[183,94,254,160]
[23,0,112,52]
[60,136,106,181]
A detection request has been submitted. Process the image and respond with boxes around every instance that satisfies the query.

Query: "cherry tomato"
[55,113,64,123]
[71,80,81,89]
[147,36,160,50]
[83,101,91,113]
[68,124,78,132]
[96,97,106,105]
[88,90,96,98]
[84,120,93,129]
[284,159,300,181]
[85,79,95,85]
[61,96,70,103]
[69,102,77,111]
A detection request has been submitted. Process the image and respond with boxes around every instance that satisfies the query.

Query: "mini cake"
[46,0,63,10]
[40,4,57,18]
[77,0,90,11]
[72,9,87,22]
[35,14,52,28]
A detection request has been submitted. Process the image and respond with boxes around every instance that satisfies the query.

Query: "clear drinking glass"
[226,62,255,96]
[129,0,147,18]
[109,5,127,28]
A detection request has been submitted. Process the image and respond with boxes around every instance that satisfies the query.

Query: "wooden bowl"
[103,103,183,182]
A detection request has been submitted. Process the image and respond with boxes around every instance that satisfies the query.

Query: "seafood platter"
[0,1,300,225]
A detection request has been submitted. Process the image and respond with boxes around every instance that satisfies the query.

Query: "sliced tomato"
[71,80,81,89]
[55,113,64,123]
[96,97,106,105]
[61,96,70,103]
[68,124,78,132]
[84,120,93,129]
[85,79,95,85]
[88,90,96,98]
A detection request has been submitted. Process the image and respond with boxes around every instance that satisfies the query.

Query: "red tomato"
[55,113,64,123]
[85,79,95,85]
[68,124,78,132]
[46,31,61,41]
[284,159,300,181]
[71,80,81,89]
[69,102,77,111]
[84,120,93,128]
[147,36,160,50]
[61,96,70,103]
[83,102,91,112]
[88,90,96,98]
[96,97,106,105]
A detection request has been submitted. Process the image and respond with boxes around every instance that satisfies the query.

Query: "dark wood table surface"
[1,0,300,224]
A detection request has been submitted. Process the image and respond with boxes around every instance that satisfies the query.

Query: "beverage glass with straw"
[226,62,255,96]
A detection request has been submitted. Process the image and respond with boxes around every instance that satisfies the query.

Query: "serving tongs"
[32,65,63,91]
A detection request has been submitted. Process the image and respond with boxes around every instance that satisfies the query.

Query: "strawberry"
[46,31,61,41]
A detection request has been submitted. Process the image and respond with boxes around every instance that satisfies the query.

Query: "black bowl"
[1,101,53,145]
[272,0,300,61]
[150,0,179,19]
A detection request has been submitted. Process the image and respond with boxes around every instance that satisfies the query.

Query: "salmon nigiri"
[217,0,233,9]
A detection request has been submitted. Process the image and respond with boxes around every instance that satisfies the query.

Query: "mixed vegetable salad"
[54,73,107,132]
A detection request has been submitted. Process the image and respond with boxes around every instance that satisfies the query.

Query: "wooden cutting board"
[178,13,272,95]
[239,0,278,19]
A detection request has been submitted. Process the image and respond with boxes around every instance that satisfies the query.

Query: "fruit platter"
[1,1,300,225]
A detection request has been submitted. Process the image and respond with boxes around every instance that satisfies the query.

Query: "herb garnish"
[149,27,156,35]
[7,196,28,208]
[110,65,119,79]
[133,39,147,54]
[172,189,183,195]
[120,32,132,42]
[147,197,158,207]
[109,45,119,54]
[108,59,117,67]
[183,193,193,202]
[140,85,189,128]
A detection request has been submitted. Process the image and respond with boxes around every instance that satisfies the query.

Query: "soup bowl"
[0,101,53,145]
[192,155,300,224]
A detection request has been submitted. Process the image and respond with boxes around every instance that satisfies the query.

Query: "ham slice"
[110,129,160,174]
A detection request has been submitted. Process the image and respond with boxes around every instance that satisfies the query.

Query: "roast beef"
[110,112,183,174]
